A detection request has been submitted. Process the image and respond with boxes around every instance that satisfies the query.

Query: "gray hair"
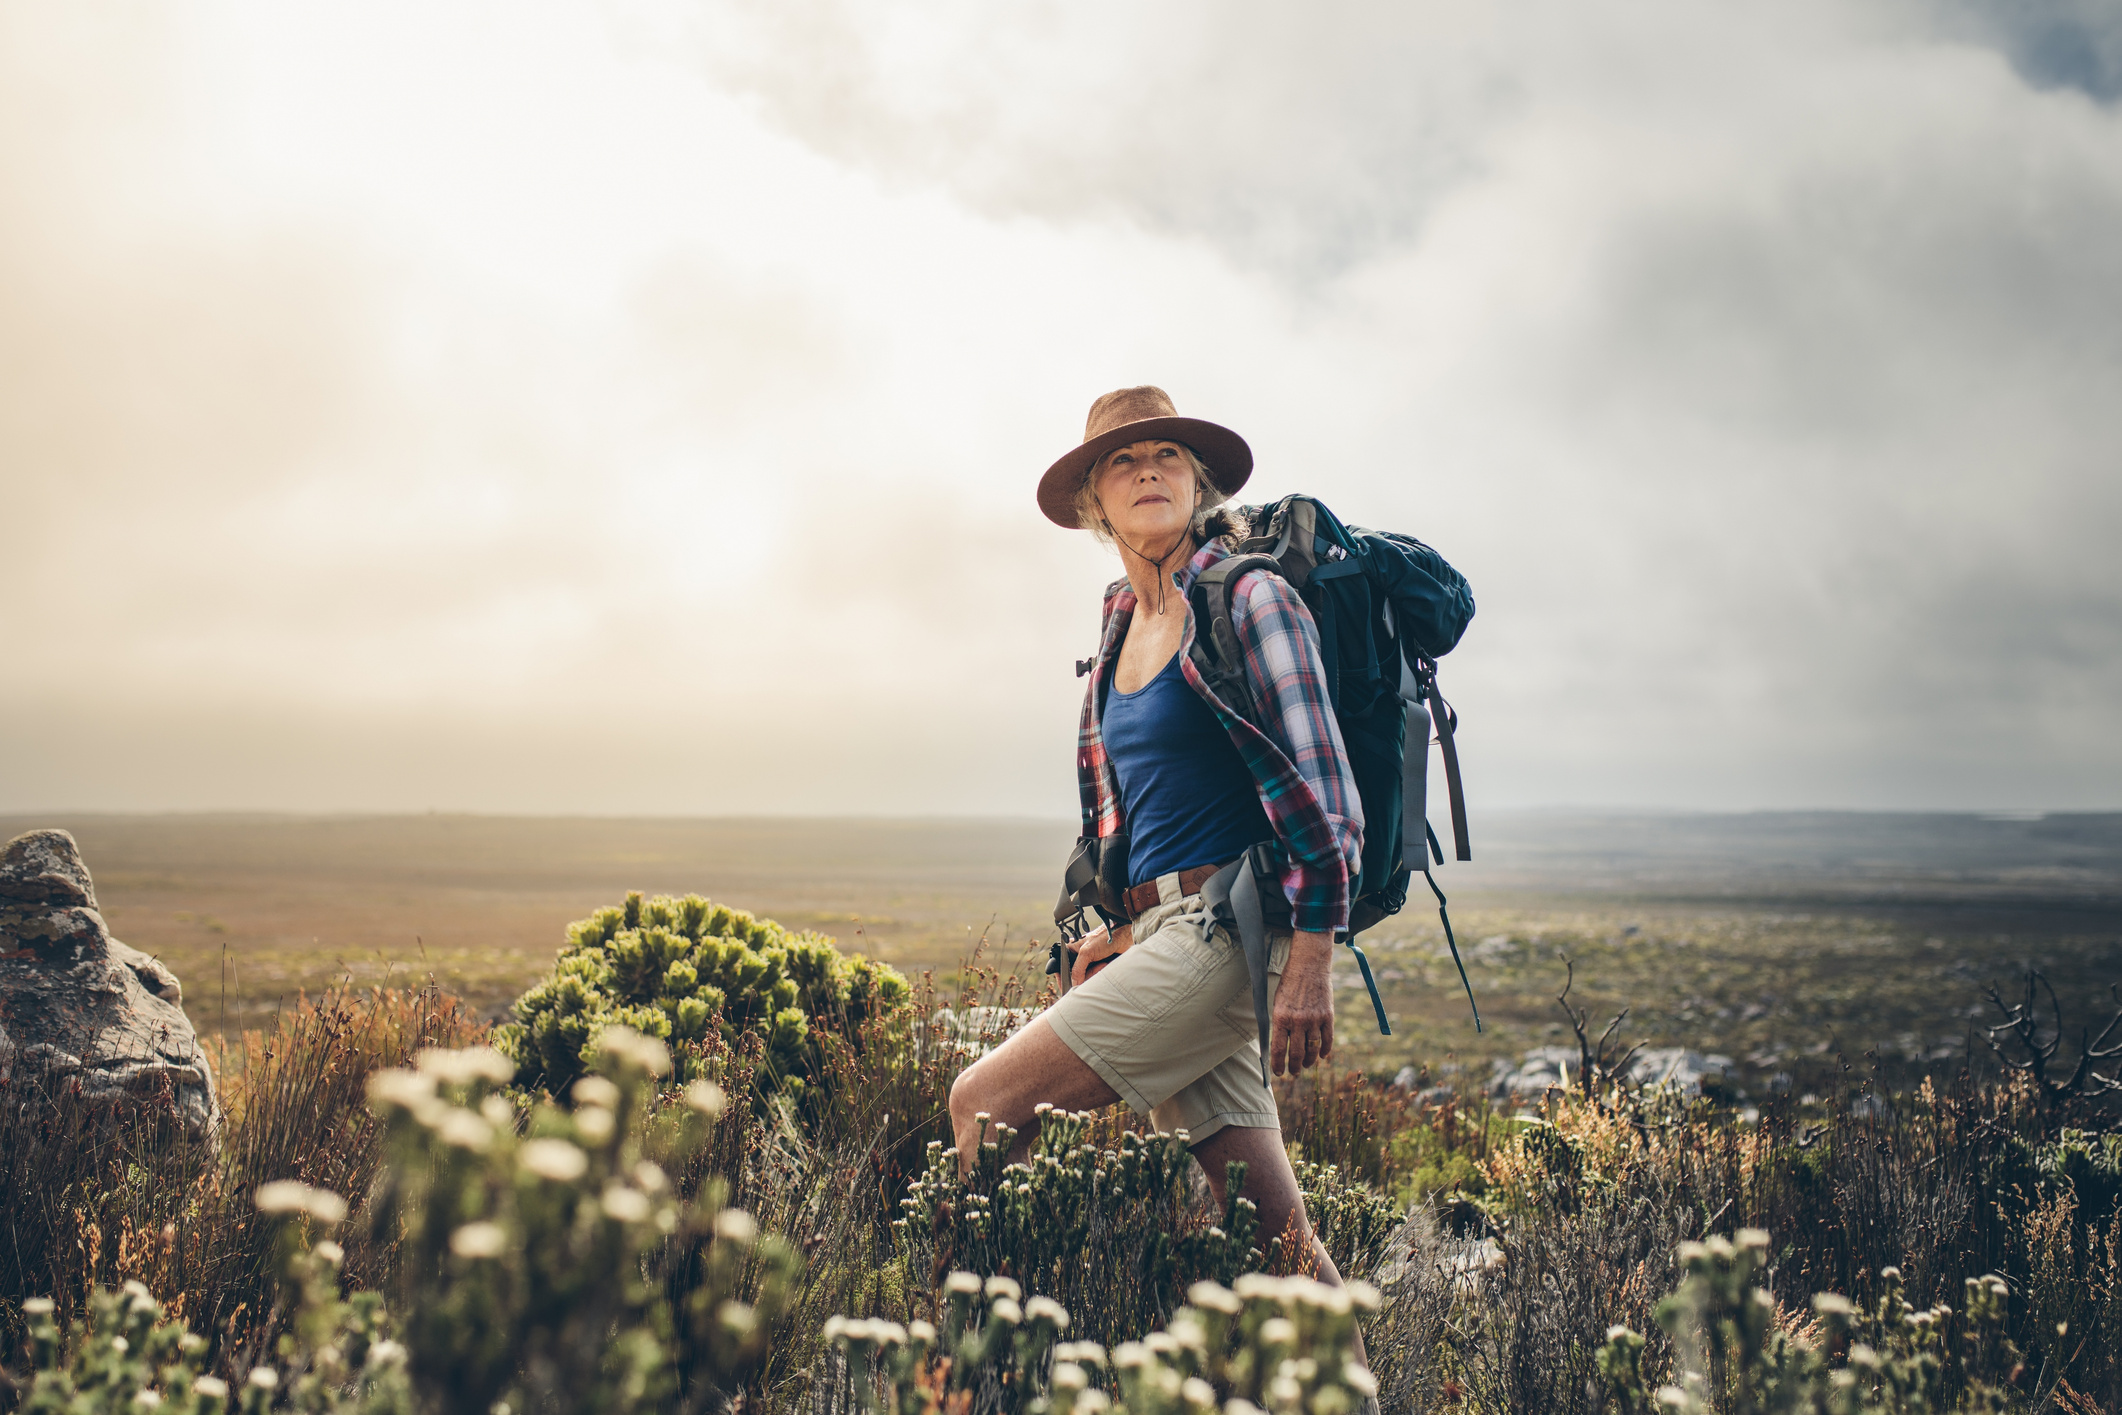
[1074,442,1233,549]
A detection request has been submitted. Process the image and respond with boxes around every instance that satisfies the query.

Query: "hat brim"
[1037,416,1253,528]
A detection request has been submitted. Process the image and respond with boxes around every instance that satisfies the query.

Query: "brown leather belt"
[1121,861,1232,921]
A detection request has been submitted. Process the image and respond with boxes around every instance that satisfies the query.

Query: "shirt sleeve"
[1227,568,1366,932]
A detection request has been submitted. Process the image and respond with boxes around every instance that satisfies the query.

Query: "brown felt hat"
[1037,386,1253,528]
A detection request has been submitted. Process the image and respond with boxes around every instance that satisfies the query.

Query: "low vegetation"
[4,892,2117,1413]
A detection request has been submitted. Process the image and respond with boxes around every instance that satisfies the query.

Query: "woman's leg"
[947,1016,1121,1169]
[1190,1124,1370,1368]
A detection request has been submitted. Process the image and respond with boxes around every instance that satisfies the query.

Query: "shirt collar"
[1174,538,1230,595]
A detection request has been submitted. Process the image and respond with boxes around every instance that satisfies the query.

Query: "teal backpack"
[1052,495,1482,1071]
[1185,495,1480,1039]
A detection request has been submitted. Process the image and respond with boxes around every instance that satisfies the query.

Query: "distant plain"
[6,810,2117,1093]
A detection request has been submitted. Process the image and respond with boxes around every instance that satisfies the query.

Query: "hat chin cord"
[1096,493,1197,616]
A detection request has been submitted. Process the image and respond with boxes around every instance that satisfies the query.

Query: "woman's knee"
[947,1062,993,1133]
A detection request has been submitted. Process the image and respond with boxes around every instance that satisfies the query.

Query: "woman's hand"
[1070,922,1134,987]
[1270,930,1337,1075]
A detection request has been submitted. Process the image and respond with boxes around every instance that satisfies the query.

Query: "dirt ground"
[6,810,2117,1095]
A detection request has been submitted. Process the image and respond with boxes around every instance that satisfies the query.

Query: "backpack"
[1187,495,1482,1035]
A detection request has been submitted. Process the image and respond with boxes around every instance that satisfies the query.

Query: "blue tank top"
[1101,652,1273,889]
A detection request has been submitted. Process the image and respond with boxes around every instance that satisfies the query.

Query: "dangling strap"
[1430,686,1472,862]
[1399,686,1434,874]
[1423,865,1481,1032]
[1344,936,1391,1035]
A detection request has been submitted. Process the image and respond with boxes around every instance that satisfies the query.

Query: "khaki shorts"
[1043,876,1291,1142]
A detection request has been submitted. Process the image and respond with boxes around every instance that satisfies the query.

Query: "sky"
[2,0,2119,817]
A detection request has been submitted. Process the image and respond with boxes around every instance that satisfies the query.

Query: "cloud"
[1,0,2118,815]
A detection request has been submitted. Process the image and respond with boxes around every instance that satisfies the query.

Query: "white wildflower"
[1025,1295,1070,1331]
[574,1107,615,1145]
[365,1069,436,1110]
[601,1187,651,1223]
[1187,1282,1242,1315]
[520,1139,588,1182]
[437,1109,494,1150]
[572,1076,621,1110]
[414,1047,514,1087]
[449,1222,508,1259]
[597,1027,671,1078]
[254,1182,347,1225]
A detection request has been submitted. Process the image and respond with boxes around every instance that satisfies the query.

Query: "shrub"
[494,892,910,1102]
[826,1270,1379,1415]
[1284,1162,1402,1281]
[1598,1230,2025,1414]
[364,1030,797,1413]
[894,1109,1260,1348]
[8,1030,792,1415]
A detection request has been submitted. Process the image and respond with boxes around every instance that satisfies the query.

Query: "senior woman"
[948,386,1365,1300]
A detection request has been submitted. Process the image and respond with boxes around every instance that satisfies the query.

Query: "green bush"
[494,891,910,1100]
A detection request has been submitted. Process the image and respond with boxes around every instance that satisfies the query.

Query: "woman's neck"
[1117,527,1197,616]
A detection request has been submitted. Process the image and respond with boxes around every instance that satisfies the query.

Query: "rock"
[1488,1043,1736,1099]
[0,829,219,1143]
[1489,1045,1581,1098]
[1625,1046,1734,1094]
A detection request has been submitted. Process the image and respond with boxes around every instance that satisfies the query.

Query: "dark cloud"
[1945,0,2122,99]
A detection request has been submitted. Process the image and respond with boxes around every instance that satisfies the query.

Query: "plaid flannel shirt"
[1077,541,1364,933]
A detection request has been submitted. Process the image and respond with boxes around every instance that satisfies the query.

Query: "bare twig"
[1984,969,2122,1109]
[1556,959,1639,1100]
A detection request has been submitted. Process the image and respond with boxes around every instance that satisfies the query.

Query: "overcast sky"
[3,0,2119,817]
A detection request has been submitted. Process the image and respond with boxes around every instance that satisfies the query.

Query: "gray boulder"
[0,829,219,1142]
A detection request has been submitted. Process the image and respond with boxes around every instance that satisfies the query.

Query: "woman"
[948,385,1366,1298]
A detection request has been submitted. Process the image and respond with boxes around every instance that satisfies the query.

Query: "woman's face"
[1093,439,1200,548]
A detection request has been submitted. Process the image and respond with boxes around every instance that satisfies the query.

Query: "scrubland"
[3,813,2118,1412]
[5,879,2119,1413]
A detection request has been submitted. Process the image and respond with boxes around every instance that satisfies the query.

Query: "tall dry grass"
[0,983,480,1366]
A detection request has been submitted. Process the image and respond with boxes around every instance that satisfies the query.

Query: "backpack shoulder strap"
[1186,552,1282,718]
